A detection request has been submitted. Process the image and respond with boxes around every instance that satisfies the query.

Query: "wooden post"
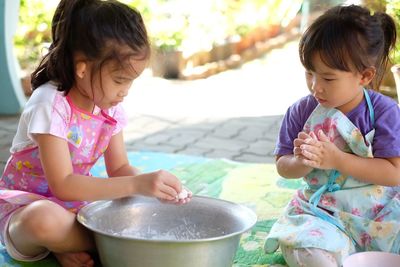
[0,0,25,115]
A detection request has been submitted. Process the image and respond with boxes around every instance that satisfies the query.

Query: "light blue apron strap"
[363,88,375,127]
[309,170,357,245]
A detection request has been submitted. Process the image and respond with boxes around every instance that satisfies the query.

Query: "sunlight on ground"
[124,40,309,118]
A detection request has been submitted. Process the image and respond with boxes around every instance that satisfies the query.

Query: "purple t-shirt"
[275,90,400,158]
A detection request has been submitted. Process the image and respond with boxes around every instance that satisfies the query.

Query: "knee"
[11,200,75,244]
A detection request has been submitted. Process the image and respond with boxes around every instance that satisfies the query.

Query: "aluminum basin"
[77,196,257,267]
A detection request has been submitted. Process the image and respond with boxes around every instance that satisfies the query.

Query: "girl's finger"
[298,132,311,140]
[293,147,302,155]
[182,187,192,198]
[294,138,306,147]
[303,132,319,145]
[317,130,330,142]
[301,148,318,161]
[160,193,192,205]
[310,131,318,140]
[157,192,178,202]
[302,158,319,168]
[159,184,179,200]
[159,171,182,193]
[301,141,321,153]
[176,199,187,205]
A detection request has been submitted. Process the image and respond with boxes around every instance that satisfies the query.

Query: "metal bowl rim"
[77,195,257,243]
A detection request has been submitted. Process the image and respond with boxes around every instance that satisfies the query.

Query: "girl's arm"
[104,132,192,204]
[335,153,400,186]
[35,134,181,202]
[300,130,400,186]
[105,132,192,204]
[276,155,313,179]
[103,131,140,177]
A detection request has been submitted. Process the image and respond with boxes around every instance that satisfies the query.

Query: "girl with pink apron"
[0,95,118,244]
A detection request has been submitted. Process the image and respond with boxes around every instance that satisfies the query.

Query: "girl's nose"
[118,91,128,97]
[311,77,322,93]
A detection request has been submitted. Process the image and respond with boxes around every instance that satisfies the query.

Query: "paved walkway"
[0,40,309,172]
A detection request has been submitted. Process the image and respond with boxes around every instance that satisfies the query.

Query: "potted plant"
[14,0,55,96]
[151,28,186,79]
[234,24,254,54]
[146,7,189,79]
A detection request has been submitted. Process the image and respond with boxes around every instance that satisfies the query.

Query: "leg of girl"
[7,200,95,267]
[281,245,340,267]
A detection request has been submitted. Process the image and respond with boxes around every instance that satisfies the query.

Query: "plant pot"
[192,50,212,66]
[266,24,281,38]
[235,35,254,55]
[210,38,237,62]
[151,50,185,79]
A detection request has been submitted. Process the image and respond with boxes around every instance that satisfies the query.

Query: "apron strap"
[309,170,342,226]
[363,88,375,127]
[309,170,357,244]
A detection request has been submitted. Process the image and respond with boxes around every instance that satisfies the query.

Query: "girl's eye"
[324,78,335,82]
[114,78,127,85]
[114,77,133,85]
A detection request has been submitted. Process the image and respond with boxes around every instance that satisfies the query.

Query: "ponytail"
[31,0,93,92]
[370,11,397,89]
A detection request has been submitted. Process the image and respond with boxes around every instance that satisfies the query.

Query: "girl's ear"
[75,61,87,79]
[360,67,376,86]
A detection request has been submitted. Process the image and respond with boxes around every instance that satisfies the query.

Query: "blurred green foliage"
[387,1,400,64]
[13,0,302,68]
[14,0,55,70]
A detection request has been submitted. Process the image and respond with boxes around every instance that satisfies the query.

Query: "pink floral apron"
[265,90,400,262]
[0,96,116,242]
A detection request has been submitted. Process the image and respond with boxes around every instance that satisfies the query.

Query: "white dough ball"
[177,188,188,199]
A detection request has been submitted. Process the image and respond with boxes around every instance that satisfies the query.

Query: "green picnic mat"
[0,151,304,266]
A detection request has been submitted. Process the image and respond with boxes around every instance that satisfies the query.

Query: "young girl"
[0,1,192,266]
[265,4,400,267]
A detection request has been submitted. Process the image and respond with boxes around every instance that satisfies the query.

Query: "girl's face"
[305,53,372,113]
[73,53,147,111]
[92,58,147,110]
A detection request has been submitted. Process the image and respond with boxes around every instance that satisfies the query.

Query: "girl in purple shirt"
[276,91,400,158]
[265,5,400,267]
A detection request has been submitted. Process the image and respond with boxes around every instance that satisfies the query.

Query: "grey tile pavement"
[0,113,283,173]
[0,115,19,172]
[0,39,309,173]
[123,114,283,163]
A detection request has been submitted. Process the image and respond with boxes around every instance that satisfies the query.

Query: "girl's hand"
[299,130,341,169]
[133,170,184,201]
[293,132,312,160]
[158,187,193,205]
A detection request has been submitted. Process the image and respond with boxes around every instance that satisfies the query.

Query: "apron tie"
[309,170,357,245]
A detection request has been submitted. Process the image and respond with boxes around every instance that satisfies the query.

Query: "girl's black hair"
[299,4,397,90]
[31,0,150,93]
